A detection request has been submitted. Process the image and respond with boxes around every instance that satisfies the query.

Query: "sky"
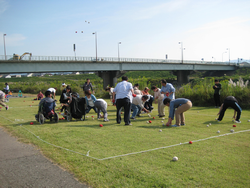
[0,0,250,62]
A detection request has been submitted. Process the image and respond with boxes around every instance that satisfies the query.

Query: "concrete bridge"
[0,55,239,88]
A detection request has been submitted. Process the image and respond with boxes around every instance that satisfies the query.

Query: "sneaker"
[217,120,221,122]
[6,106,9,110]
[235,120,241,123]
[130,117,136,120]
[172,124,180,127]
[125,123,132,126]
[181,123,185,126]
[159,115,165,117]
[103,119,109,122]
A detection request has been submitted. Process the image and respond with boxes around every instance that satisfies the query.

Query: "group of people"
[109,77,242,126]
[46,77,240,126]
[110,76,193,126]
[1,77,242,126]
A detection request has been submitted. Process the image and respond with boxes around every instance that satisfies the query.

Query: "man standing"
[112,76,135,126]
[130,95,149,120]
[217,96,242,123]
[160,79,175,100]
[83,78,94,94]
[213,79,222,108]
[151,86,165,117]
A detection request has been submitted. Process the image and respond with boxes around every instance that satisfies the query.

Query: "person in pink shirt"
[37,91,44,100]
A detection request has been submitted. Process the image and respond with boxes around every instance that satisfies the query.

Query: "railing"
[0,55,238,66]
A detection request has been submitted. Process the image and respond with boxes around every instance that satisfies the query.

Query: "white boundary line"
[1,115,250,161]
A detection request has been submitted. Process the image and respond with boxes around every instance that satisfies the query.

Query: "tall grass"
[1,75,250,108]
[177,77,250,108]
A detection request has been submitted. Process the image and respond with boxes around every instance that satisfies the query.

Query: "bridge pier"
[174,70,191,85]
[96,71,127,89]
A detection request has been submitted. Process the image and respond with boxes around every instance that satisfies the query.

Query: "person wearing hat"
[61,83,67,90]
[133,83,142,95]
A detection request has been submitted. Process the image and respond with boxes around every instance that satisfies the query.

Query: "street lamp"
[222,51,227,62]
[3,34,7,60]
[178,42,185,64]
[226,48,230,63]
[118,42,121,61]
[92,32,97,61]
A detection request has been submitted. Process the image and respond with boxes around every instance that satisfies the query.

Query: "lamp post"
[178,42,185,64]
[222,51,227,62]
[3,34,7,60]
[226,48,230,64]
[118,42,121,61]
[92,32,97,61]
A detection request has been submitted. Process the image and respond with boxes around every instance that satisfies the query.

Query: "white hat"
[62,83,66,86]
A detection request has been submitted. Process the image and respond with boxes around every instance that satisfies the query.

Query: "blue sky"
[1,0,250,61]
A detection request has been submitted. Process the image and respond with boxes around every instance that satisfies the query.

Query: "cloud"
[188,17,250,32]
[115,0,189,21]
[0,0,8,15]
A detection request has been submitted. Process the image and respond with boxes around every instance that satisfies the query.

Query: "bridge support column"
[96,71,127,89]
[175,70,191,85]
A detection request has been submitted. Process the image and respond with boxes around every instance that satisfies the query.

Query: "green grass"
[1,96,250,187]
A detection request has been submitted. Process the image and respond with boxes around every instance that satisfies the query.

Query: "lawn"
[0,95,249,187]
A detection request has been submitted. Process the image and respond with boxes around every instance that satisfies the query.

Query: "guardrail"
[0,55,238,66]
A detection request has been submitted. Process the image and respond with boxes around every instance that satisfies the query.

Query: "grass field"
[0,95,249,188]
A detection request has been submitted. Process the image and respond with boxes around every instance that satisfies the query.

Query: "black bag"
[70,97,86,119]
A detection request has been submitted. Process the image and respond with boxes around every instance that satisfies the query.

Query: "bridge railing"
[0,55,238,65]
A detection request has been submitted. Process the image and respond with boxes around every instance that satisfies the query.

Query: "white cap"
[62,83,66,86]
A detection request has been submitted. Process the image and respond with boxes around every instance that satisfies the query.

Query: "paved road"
[0,127,90,188]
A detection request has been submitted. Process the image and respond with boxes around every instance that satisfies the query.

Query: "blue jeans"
[131,104,141,118]
[86,105,97,113]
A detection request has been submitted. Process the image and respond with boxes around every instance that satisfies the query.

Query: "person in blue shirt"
[84,90,97,113]
[163,98,192,127]
[160,79,175,100]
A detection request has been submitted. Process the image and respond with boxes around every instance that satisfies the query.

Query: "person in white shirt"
[4,83,9,94]
[94,99,109,122]
[112,76,135,126]
[0,90,8,110]
[47,87,57,99]
[151,86,165,117]
[131,95,149,119]
[105,87,115,105]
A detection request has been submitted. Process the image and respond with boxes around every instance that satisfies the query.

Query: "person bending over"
[217,96,242,123]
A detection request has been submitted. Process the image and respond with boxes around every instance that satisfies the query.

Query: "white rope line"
[98,129,250,160]
[0,115,98,160]
[1,115,249,161]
